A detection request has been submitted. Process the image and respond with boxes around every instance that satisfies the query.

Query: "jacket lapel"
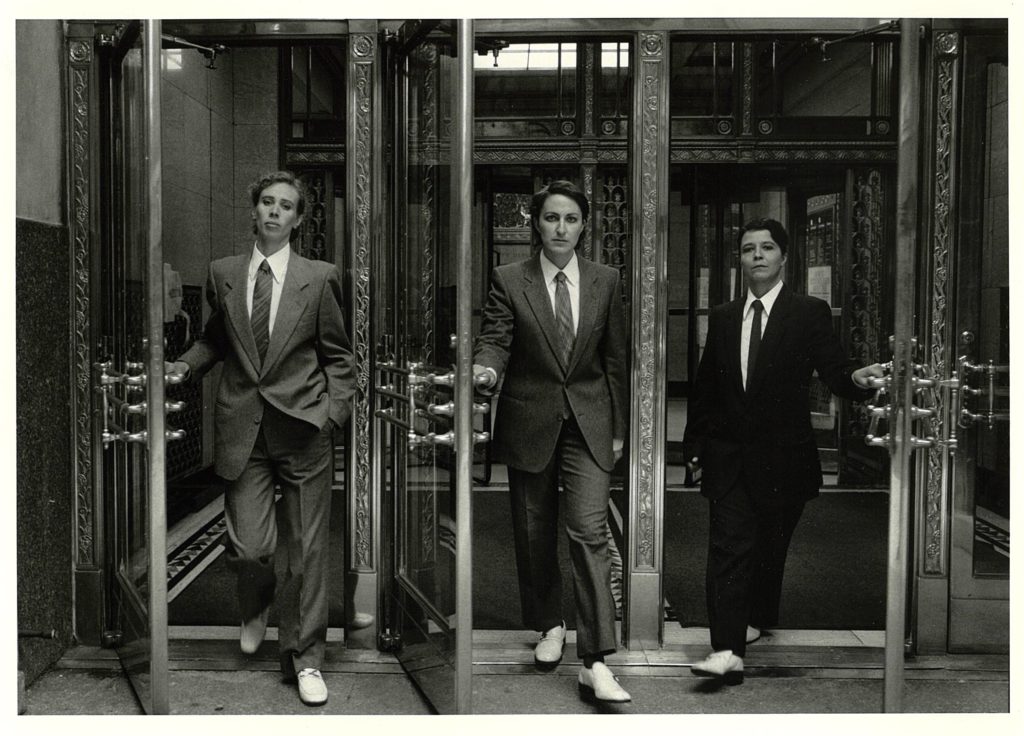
[224,255,262,374]
[746,285,792,396]
[566,258,599,375]
[521,255,570,372]
[261,252,310,375]
[725,298,745,397]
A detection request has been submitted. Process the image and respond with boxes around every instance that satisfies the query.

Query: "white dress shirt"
[740,279,783,388]
[539,250,580,334]
[246,243,291,336]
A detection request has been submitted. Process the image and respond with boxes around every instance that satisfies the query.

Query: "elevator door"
[946,32,1008,652]
[97,20,177,714]
[375,20,480,714]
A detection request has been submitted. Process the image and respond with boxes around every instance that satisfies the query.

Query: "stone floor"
[18,627,1012,721]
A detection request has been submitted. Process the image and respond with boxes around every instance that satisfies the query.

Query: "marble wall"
[16,219,73,683]
[161,45,280,283]
[16,21,64,225]
[15,21,73,684]
[231,47,281,254]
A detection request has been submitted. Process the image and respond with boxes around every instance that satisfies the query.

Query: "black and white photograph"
[9,2,1016,726]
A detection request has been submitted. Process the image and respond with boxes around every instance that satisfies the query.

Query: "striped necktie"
[554,271,575,365]
[251,260,273,364]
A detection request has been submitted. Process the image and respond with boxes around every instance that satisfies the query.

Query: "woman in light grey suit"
[171,171,355,707]
[474,180,631,703]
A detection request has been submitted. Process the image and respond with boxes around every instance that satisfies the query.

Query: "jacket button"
[254,416,261,424]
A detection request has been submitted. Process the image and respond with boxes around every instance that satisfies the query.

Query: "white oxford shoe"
[347,611,375,630]
[691,650,744,685]
[297,668,328,706]
[578,662,631,703]
[239,606,270,655]
[534,621,566,666]
[746,626,762,644]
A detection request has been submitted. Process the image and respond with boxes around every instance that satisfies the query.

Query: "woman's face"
[535,193,585,268]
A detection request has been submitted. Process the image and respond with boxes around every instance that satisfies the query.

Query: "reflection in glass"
[475,42,576,118]
[971,62,1009,577]
[754,40,872,117]
[287,44,347,141]
[670,41,734,117]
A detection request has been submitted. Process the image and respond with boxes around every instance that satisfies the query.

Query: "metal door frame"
[92,18,171,714]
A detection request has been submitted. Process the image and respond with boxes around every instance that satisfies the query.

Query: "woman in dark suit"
[474,180,631,703]
[682,217,883,684]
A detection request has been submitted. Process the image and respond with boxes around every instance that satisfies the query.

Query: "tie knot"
[258,260,271,275]
[752,299,763,314]
[555,271,567,284]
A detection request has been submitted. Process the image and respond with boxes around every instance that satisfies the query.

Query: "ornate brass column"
[625,30,669,648]
[66,26,103,646]
[344,21,380,649]
[913,27,960,655]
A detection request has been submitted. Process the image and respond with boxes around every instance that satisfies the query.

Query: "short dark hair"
[249,170,309,211]
[529,179,590,225]
[738,217,789,256]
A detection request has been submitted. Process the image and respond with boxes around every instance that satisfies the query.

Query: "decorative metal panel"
[417,43,438,369]
[294,170,330,261]
[69,39,95,566]
[848,169,885,439]
[922,33,959,576]
[349,34,375,569]
[286,149,346,164]
[583,43,596,137]
[741,42,753,136]
[474,148,582,163]
[599,170,629,287]
[671,146,897,163]
[631,32,667,570]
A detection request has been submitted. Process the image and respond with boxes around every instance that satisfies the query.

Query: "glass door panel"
[98,20,172,714]
[948,35,1008,652]
[376,20,477,714]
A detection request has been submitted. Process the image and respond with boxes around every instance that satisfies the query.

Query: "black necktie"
[746,299,763,391]
[554,271,575,365]
[251,260,273,364]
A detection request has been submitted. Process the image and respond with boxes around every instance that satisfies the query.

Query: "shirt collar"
[539,250,580,286]
[744,279,784,318]
[249,242,291,283]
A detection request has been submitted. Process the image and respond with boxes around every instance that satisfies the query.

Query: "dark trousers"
[223,403,334,675]
[705,482,804,657]
[507,417,617,659]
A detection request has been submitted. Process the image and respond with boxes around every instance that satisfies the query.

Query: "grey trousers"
[507,417,617,659]
[223,403,334,675]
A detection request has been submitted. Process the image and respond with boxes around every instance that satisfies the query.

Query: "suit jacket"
[474,254,628,473]
[179,251,356,480]
[681,285,872,506]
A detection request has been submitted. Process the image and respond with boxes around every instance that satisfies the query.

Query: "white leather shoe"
[534,622,566,666]
[578,662,631,703]
[239,606,270,655]
[691,650,744,684]
[297,668,328,706]
[347,612,375,630]
[746,626,762,644]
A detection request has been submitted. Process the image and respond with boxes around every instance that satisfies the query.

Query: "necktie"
[746,299,763,391]
[554,271,575,365]
[251,260,273,364]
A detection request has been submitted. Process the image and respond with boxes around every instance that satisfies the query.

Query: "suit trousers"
[223,402,334,675]
[705,481,804,657]
[507,416,617,659]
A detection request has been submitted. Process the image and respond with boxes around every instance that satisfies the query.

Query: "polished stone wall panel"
[16,218,73,683]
